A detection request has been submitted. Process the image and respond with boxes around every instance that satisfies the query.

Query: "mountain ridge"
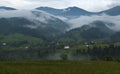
[36,6,95,18]
[99,6,120,16]
[36,6,120,17]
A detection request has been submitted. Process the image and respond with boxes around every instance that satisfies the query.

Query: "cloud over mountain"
[68,14,120,31]
[0,0,120,12]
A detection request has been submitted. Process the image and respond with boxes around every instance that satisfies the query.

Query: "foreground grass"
[0,60,120,74]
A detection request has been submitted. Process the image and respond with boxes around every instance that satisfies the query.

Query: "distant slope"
[99,6,120,16]
[111,32,120,42]
[36,7,94,18]
[0,6,16,10]
[0,10,69,41]
[36,6,120,17]
[59,21,115,44]
[0,33,44,49]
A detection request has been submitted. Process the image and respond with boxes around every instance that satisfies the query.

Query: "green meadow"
[0,61,120,74]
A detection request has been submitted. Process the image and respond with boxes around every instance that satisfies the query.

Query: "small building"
[2,43,7,46]
[64,46,70,49]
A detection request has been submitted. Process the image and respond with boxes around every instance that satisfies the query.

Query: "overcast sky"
[0,0,120,12]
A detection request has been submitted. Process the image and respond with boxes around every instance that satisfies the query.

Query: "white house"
[2,43,7,46]
[64,46,70,49]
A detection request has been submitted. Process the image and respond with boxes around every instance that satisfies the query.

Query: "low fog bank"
[0,10,56,24]
[46,53,91,60]
[68,14,120,31]
[0,10,58,29]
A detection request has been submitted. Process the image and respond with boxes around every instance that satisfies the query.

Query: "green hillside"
[0,33,44,50]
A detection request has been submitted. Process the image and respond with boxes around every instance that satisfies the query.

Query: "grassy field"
[0,60,120,74]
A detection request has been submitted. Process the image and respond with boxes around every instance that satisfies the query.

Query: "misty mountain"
[36,7,94,18]
[79,21,115,39]
[59,21,115,44]
[0,6,120,43]
[80,21,115,34]
[99,6,120,16]
[0,6,16,10]
[0,10,69,41]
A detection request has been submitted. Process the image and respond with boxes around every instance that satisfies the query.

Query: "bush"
[60,53,68,60]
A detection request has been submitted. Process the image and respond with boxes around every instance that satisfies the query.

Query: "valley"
[0,6,120,61]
